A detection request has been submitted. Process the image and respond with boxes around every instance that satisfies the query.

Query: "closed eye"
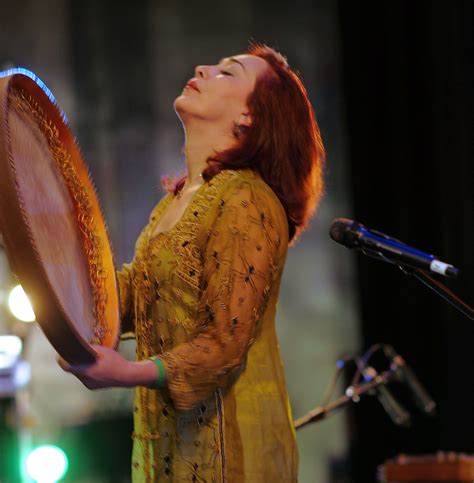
[219,70,233,76]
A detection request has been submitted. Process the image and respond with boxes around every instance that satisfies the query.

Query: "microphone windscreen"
[329,218,355,244]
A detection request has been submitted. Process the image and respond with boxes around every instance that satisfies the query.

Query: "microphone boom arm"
[294,366,399,430]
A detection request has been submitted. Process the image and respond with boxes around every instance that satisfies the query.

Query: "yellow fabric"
[117,169,298,482]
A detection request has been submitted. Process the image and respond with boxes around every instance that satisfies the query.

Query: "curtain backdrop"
[338,2,473,481]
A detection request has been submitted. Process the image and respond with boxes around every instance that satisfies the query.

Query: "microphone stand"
[399,266,474,321]
[360,247,473,321]
[294,366,398,430]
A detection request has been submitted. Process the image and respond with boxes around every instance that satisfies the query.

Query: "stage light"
[0,335,22,372]
[25,445,68,482]
[8,284,35,322]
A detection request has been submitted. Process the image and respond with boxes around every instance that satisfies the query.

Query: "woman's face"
[174,54,268,129]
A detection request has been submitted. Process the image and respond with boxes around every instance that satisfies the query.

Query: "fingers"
[57,356,71,372]
[91,344,115,357]
[57,356,93,375]
[80,376,97,390]
[90,344,105,358]
[57,361,98,390]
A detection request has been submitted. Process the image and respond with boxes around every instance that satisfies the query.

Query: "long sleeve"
[160,179,288,411]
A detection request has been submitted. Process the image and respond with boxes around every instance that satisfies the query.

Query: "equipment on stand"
[329,218,473,320]
[294,344,435,430]
[323,218,473,481]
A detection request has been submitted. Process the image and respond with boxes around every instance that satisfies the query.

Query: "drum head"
[0,69,120,364]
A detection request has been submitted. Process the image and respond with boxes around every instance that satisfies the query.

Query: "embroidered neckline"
[148,169,238,244]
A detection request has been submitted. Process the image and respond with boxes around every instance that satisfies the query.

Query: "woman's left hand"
[57,345,136,390]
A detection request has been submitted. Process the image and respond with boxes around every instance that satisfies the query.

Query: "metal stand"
[400,266,474,320]
[294,367,398,430]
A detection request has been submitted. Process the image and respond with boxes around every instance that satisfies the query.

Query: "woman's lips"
[185,79,200,92]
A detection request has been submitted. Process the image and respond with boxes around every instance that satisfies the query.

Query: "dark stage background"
[0,1,472,482]
[339,2,474,482]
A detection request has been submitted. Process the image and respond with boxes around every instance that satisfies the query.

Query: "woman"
[60,43,325,482]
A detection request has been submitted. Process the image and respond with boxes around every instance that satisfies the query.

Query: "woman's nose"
[195,65,207,78]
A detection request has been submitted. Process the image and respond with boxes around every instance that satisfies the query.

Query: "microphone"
[329,218,459,278]
[384,345,437,416]
[361,366,411,427]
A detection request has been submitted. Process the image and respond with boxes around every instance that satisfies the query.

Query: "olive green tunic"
[118,169,298,482]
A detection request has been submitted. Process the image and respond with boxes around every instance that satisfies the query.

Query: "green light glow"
[25,445,68,482]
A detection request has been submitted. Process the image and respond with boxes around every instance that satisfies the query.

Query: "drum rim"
[0,70,121,363]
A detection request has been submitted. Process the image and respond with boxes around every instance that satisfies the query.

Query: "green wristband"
[149,357,166,388]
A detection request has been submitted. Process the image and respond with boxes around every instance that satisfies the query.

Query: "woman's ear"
[238,112,252,128]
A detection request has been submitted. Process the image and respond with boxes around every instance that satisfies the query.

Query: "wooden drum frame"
[0,69,120,364]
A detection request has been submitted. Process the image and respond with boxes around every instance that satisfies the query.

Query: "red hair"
[172,43,325,243]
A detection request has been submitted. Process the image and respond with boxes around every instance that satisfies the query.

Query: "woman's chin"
[173,97,203,124]
[174,95,192,114]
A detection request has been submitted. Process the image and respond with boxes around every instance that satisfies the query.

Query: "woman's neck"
[183,121,235,181]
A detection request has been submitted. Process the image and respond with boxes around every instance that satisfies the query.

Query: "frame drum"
[0,69,120,364]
